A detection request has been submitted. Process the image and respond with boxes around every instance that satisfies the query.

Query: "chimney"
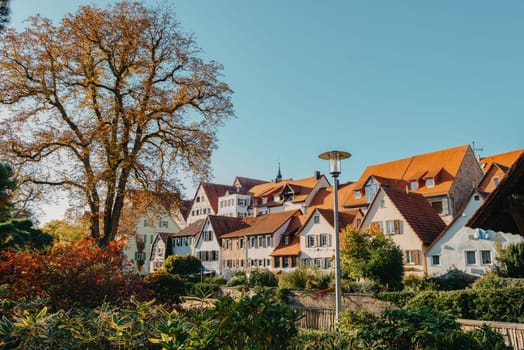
[314,170,321,180]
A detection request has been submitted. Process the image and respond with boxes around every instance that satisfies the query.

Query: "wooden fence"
[291,307,524,350]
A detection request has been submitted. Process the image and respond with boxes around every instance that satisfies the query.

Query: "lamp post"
[318,150,351,324]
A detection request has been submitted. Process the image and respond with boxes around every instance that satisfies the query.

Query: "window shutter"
[414,250,421,265]
[394,220,400,234]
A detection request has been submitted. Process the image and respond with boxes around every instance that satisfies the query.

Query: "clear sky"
[6,0,524,222]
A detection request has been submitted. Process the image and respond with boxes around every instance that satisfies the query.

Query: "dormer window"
[410,180,419,190]
[426,178,435,188]
[274,195,280,202]
[262,197,267,204]
[365,177,379,203]
[493,177,500,187]
[284,236,289,245]
[354,190,361,199]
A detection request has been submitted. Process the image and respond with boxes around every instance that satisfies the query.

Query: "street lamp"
[318,150,351,324]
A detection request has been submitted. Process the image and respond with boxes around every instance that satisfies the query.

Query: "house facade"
[360,186,446,276]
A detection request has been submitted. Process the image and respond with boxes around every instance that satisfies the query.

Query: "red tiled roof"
[307,182,355,211]
[316,208,360,231]
[382,186,446,245]
[248,175,324,199]
[221,210,301,238]
[233,177,268,192]
[343,145,472,207]
[201,182,237,213]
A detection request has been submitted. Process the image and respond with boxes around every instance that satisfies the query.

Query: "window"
[474,194,480,201]
[481,250,492,264]
[324,258,331,269]
[203,231,213,241]
[465,251,476,265]
[354,190,361,199]
[262,197,267,204]
[266,259,271,267]
[175,238,181,246]
[404,250,421,265]
[284,236,290,245]
[426,178,435,188]
[320,233,330,247]
[302,258,312,266]
[135,252,146,260]
[365,178,379,203]
[313,215,320,224]
[282,257,289,268]
[250,236,256,248]
[239,238,244,249]
[224,239,231,250]
[159,219,168,228]
[196,196,200,203]
[431,255,440,266]
[430,199,449,216]
[410,180,419,190]
[258,236,264,248]
[266,235,272,248]
[314,258,322,267]
[307,235,315,247]
[291,256,297,267]
[182,237,188,246]
[385,220,402,234]
[493,177,500,187]
[379,199,386,208]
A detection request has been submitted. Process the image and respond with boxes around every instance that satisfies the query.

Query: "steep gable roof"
[381,186,446,245]
[316,208,360,231]
[479,149,524,174]
[172,218,205,238]
[232,177,268,192]
[207,215,249,238]
[269,216,303,257]
[200,182,237,213]
[221,210,301,238]
[248,175,325,200]
[343,145,472,207]
[468,152,524,235]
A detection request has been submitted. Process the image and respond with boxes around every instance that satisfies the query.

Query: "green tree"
[41,218,90,245]
[0,0,9,31]
[0,162,15,222]
[495,241,524,277]
[163,254,202,278]
[340,226,404,291]
[0,218,53,250]
[0,1,233,246]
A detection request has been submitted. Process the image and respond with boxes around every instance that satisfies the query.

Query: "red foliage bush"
[0,238,146,310]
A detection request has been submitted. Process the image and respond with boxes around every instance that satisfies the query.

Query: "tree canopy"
[0,1,233,245]
[340,226,404,291]
[0,162,16,222]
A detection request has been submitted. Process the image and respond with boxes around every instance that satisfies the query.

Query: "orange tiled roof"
[479,149,524,173]
[221,210,301,238]
[343,145,471,207]
[270,216,302,257]
[381,186,446,245]
[316,208,360,231]
[248,175,323,199]
[308,182,355,211]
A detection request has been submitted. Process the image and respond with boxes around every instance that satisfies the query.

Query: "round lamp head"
[318,150,351,176]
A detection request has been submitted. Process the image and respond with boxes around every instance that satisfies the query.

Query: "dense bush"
[0,238,142,310]
[347,308,511,350]
[290,329,353,350]
[227,269,247,286]
[248,268,278,288]
[143,270,185,305]
[163,254,202,278]
[189,282,220,298]
[0,292,300,349]
[472,271,524,289]
[374,290,416,308]
[430,268,474,291]
[403,274,437,292]
[495,241,524,277]
[403,287,524,322]
[278,266,332,290]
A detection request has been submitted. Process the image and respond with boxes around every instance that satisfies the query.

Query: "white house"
[170,218,206,257]
[193,215,246,276]
[299,208,362,269]
[360,185,446,277]
[186,183,237,225]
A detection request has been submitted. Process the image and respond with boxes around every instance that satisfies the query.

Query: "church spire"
[275,162,282,183]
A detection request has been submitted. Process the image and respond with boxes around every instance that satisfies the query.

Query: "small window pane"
[465,251,476,265]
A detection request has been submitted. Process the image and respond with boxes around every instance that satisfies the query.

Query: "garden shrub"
[404,287,524,322]
[143,270,185,305]
[163,254,202,278]
[374,290,416,308]
[350,308,510,350]
[204,276,227,285]
[278,266,332,290]
[403,274,437,292]
[495,241,524,277]
[189,282,220,298]
[472,271,524,289]
[291,329,353,350]
[0,238,143,310]
[248,268,278,288]
[429,268,474,291]
[227,269,247,286]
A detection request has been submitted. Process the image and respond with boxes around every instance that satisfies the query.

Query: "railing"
[291,307,524,350]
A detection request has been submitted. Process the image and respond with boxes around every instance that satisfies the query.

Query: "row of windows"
[306,234,331,248]
[143,219,169,228]
[137,234,154,244]
[302,258,332,269]
[249,258,272,267]
[223,259,245,268]
[223,238,245,250]
[191,207,211,217]
[371,220,403,234]
[249,235,273,249]
[220,198,250,208]
[430,250,492,266]
[197,250,219,261]
[174,237,193,247]
[274,256,298,268]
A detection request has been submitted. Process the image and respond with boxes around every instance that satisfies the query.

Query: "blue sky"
[7,1,524,221]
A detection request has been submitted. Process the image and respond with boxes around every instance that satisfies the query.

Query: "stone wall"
[218,287,393,314]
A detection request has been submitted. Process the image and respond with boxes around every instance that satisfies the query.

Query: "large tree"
[0,2,233,245]
[0,162,16,222]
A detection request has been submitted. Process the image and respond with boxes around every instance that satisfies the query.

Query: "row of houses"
[123,144,524,279]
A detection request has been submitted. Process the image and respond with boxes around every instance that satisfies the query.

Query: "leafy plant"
[163,254,202,278]
[248,268,278,288]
